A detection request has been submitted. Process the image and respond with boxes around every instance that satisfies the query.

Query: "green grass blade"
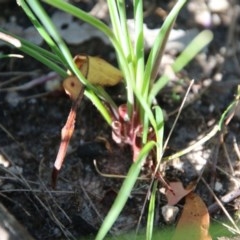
[43,0,114,39]
[144,0,187,96]
[24,0,91,87]
[111,0,135,114]
[133,0,146,124]
[42,0,129,75]
[154,105,164,157]
[218,86,240,130]
[149,29,213,102]
[0,30,67,77]
[18,0,64,59]
[0,28,62,64]
[24,0,71,66]
[171,30,213,73]
[84,89,112,125]
[42,0,134,112]
[106,0,123,42]
[107,0,135,116]
[116,0,134,59]
[146,181,158,240]
[133,0,144,90]
[95,141,156,240]
[25,0,113,122]
[145,107,164,239]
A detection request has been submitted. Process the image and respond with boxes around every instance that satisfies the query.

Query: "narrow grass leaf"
[144,0,187,98]
[44,0,113,39]
[18,0,63,58]
[149,30,213,101]
[0,30,67,77]
[0,28,62,64]
[154,105,164,158]
[116,0,134,59]
[96,141,156,240]
[25,0,111,119]
[42,0,129,78]
[146,181,158,240]
[84,89,112,125]
[218,86,240,129]
[24,0,91,92]
[133,0,145,116]
[43,0,133,116]
[172,30,213,73]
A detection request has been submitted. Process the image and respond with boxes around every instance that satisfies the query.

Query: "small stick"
[208,188,240,214]
[202,178,240,232]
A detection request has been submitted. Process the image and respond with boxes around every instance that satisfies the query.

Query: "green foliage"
[0,0,214,239]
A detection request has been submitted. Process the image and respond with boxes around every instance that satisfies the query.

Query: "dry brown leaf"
[165,181,195,205]
[73,55,122,86]
[63,76,83,101]
[171,192,212,240]
[63,55,122,100]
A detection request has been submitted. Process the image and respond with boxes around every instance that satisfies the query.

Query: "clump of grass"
[0,0,216,239]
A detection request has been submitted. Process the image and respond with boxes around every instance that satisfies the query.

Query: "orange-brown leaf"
[166,181,194,205]
[171,192,212,240]
[63,76,83,101]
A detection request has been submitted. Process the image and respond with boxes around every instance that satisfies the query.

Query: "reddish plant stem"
[52,87,84,188]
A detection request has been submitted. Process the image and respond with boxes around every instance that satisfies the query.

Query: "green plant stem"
[146,181,158,240]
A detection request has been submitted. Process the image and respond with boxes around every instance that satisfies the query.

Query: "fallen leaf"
[165,181,195,205]
[171,192,212,240]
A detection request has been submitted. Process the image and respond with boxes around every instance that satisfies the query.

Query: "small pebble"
[5,92,21,107]
[208,0,229,12]
[23,26,43,45]
[214,181,223,192]
[1,183,15,190]
[0,154,10,168]
[8,165,23,175]
[45,78,61,92]
[195,10,212,27]
[161,205,179,224]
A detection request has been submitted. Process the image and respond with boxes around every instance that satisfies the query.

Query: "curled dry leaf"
[171,192,212,240]
[73,55,123,86]
[63,55,123,100]
[63,76,83,101]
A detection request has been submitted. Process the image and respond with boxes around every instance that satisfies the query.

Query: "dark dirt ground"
[0,0,240,239]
